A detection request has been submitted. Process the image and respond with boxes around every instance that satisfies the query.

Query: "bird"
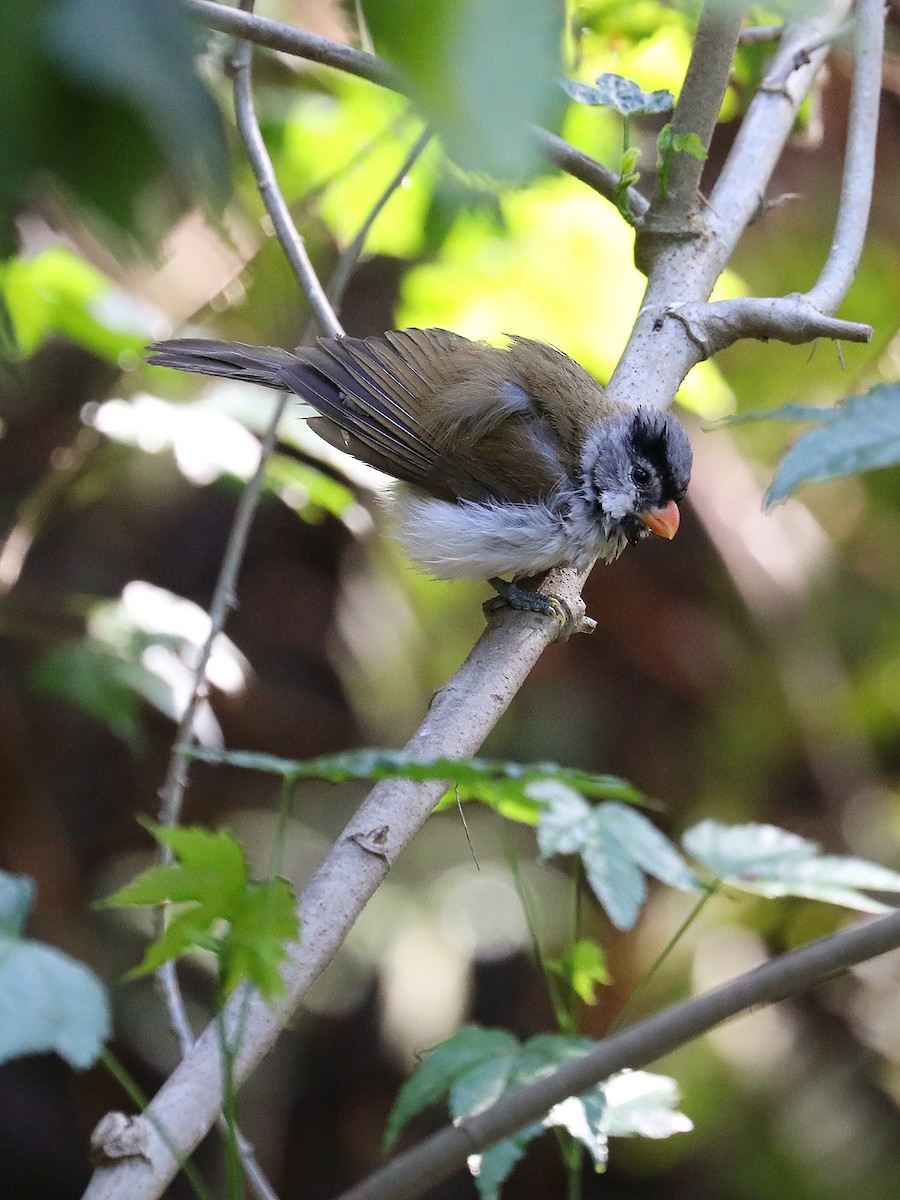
[147,328,692,625]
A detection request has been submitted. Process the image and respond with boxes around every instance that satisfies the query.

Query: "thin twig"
[300,125,432,347]
[230,22,343,338]
[803,0,885,314]
[154,3,343,1196]
[738,24,784,46]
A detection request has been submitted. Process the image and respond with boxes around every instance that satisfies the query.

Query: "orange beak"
[639,499,680,540]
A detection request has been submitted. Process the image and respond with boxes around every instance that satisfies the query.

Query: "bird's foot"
[484,577,595,641]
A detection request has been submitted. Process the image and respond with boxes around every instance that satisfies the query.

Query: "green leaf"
[0,248,158,362]
[764,384,900,508]
[188,746,645,825]
[561,73,674,116]
[656,124,707,198]
[547,938,611,1005]
[0,872,36,937]
[102,823,299,999]
[386,1027,690,1198]
[31,639,149,747]
[385,1025,518,1150]
[45,0,229,207]
[0,874,110,1069]
[683,820,900,912]
[364,0,565,181]
[535,784,698,930]
[220,878,300,1000]
[265,454,357,523]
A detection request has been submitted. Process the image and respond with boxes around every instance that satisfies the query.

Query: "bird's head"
[579,406,692,545]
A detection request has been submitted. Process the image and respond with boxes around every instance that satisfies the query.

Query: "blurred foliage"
[362,0,566,180]
[0,0,229,256]
[0,871,110,1068]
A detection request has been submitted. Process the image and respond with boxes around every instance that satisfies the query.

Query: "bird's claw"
[484,578,595,640]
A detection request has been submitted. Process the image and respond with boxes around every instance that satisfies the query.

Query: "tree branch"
[651,2,747,221]
[230,19,343,337]
[803,0,884,314]
[610,0,855,411]
[335,909,900,1200]
[655,295,871,356]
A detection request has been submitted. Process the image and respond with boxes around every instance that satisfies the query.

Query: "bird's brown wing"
[285,330,564,503]
[149,329,605,503]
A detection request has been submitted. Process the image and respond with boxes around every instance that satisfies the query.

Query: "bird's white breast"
[390,489,625,580]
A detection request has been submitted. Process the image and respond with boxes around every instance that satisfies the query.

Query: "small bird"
[147,329,691,619]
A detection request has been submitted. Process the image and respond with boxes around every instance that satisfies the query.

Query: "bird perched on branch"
[147,328,691,625]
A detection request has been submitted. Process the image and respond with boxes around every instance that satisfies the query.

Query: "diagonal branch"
[632,0,883,367]
[334,908,900,1200]
[609,0,855,411]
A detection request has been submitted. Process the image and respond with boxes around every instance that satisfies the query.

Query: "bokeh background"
[2,1,900,1197]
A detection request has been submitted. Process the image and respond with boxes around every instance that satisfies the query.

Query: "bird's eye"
[632,465,651,487]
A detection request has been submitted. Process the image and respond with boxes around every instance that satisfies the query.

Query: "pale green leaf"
[0,937,110,1068]
[765,385,900,507]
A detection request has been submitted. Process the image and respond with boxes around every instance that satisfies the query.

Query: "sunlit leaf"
[1,248,159,362]
[188,745,644,825]
[386,1026,690,1197]
[599,1070,693,1139]
[561,73,674,116]
[684,820,900,911]
[102,821,299,999]
[547,938,611,1004]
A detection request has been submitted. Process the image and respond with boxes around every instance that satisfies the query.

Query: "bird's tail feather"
[146,339,299,391]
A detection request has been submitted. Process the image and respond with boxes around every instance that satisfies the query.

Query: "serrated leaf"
[387,1027,690,1198]
[765,385,900,507]
[713,402,838,428]
[0,872,36,937]
[561,73,673,116]
[683,820,816,876]
[537,798,697,930]
[188,747,645,825]
[221,878,300,1000]
[468,1129,537,1200]
[545,1093,608,1166]
[0,937,110,1068]
[684,820,900,912]
[102,823,299,998]
[548,938,611,1005]
[385,1025,517,1150]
